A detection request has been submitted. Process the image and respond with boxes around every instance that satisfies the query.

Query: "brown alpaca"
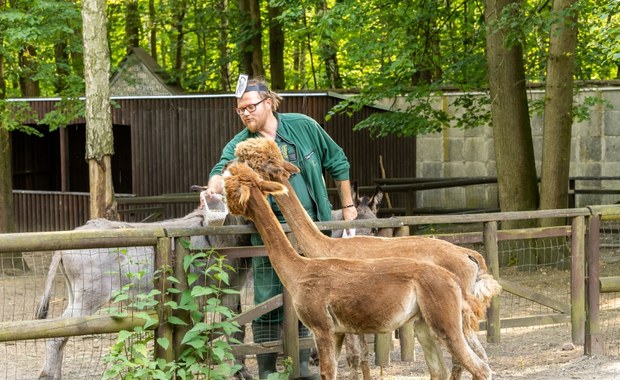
[222,161,492,380]
[233,137,502,379]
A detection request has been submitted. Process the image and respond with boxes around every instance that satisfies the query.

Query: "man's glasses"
[235,98,267,115]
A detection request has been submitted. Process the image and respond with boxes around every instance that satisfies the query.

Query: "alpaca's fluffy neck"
[273,179,333,254]
[244,186,306,292]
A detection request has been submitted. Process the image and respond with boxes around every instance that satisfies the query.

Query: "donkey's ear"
[351,181,359,201]
[371,185,384,211]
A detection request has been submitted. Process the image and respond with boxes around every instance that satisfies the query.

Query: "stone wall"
[415,87,620,209]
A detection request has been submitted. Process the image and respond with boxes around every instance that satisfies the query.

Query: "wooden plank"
[478,314,571,330]
[571,216,586,344]
[155,237,175,362]
[232,295,283,327]
[231,337,316,357]
[375,333,392,367]
[497,226,572,241]
[585,214,603,355]
[499,279,571,314]
[0,312,158,342]
[0,228,163,253]
[600,277,620,293]
[484,221,501,343]
[173,239,191,358]
[397,208,590,226]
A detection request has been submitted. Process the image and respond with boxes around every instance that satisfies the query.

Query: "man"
[204,75,357,379]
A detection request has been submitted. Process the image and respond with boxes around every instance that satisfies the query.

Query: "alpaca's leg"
[417,285,491,380]
[414,319,449,379]
[314,331,340,380]
[449,332,488,380]
[358,335,371,380]
[344,334,361,380]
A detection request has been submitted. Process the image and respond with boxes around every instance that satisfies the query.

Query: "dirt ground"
[2,250,620,379]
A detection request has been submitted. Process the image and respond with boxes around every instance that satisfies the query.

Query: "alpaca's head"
[234,138,299,183]
[223,161,288,219]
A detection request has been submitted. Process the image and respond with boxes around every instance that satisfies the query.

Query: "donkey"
[35,196,252,380]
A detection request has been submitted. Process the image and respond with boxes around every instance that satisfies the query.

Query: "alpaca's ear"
[259,180,288,196]
[282,161,300,174]
[239,185,251,208]
[262,160,290,181]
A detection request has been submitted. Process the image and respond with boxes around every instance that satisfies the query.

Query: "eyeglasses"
[235,98,267,115]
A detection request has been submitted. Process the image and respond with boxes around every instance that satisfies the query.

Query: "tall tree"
[484,0,539,229]
[126,0,141,49]
[82,0,117,219]
[148,0,158,59]
[172,0,188,85]
[269,3,285,89]
[539,0,579,226]
[217,0,231,90]
[249,0,264,76]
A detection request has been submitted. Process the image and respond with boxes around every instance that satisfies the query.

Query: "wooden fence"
[12,176,620,232]
[1,204,619,377]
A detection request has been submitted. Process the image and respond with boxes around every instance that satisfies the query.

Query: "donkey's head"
[235,138,299,183]
[353,182,384,217]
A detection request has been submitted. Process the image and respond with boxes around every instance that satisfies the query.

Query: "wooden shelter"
[12,94,416,231]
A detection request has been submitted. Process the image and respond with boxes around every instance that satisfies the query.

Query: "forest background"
[0,0,619,232]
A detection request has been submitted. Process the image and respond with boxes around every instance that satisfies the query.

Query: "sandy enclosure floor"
[2,249,620,379]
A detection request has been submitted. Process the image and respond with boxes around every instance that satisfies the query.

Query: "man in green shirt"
[204,76,357,379]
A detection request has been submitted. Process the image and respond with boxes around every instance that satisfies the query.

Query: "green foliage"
[103,246,243,380]
[0,100,40,135]
[38,98,85,131]
[266,357,292,380]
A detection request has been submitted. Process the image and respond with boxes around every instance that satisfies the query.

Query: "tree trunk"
[318,1,341,89]
[54,43,70,93]
[149,0,158,59]
[82,0,117,220]
[172,0,187,85]
[249,0,264,76]
[539,0,578,227]
[269,3,285,90]
[217,0,231,91]
[485,0,539,230]
[238,0,253,75]
[18,45,41,97]
[0,128,27,274]
[125,0,141,49]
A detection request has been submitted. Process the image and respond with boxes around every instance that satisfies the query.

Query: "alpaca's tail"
[473,273,502,306]
[35,252,62,319]
[463,272,502,333]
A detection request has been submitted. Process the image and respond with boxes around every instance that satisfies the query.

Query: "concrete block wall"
[415,87,620,210]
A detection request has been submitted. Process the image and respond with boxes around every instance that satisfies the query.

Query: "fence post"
[173,238,191,359]
[571,216,586,345]
[483,221,500,343]
[585,214,603,355]
[155,237,175,363]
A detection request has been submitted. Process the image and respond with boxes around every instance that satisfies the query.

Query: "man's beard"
[246,120,260,133]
